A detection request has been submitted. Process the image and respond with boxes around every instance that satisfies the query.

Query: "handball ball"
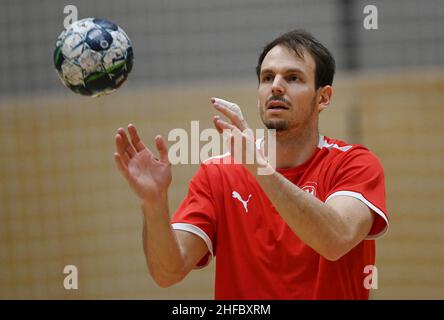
[53,18,134,97]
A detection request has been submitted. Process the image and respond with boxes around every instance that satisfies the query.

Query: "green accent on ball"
[106,60,126,74]
[54,47,61,61]
[54,46,63,69]
[84,71,107,84]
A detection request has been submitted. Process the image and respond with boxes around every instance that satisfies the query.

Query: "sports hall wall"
[1,71,443,299]
[1,0,443,299]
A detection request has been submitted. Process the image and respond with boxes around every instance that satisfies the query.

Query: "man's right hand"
[113,124,208,287]
[114,124,171,205]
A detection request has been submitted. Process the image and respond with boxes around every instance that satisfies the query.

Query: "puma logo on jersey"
[232,191,252,213]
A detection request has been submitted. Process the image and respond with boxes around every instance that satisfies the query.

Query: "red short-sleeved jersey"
[171,135,389,300]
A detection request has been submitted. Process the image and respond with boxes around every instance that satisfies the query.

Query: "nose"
[271,75,285,95]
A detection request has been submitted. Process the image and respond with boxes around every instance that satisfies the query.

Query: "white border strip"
[171,223,214,267]
[325,190,389,239]
[318,135,325,148]
[203,152,230,163]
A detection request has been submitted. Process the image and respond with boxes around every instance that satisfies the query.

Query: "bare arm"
[211,99,374,261]
[253,171,374,261]
[140,196,208,287]
[114,124,207,287]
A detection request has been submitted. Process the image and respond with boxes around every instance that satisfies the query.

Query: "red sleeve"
[325,148,389,239]
[171,164,217,267]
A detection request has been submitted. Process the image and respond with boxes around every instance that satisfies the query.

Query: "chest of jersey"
[214,160,331,258]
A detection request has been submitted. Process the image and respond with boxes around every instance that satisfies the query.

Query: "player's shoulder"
[202,152,232,165]
[190,153,250,191]
[321,135,369,154]
[319,135,382,166]
[198,153,245,178]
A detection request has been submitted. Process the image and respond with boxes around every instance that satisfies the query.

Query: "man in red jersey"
[114,30,388,299]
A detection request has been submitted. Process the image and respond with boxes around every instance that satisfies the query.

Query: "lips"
[267,100,289,110]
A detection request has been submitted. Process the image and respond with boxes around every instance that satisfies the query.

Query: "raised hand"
[211,97,271,175]
[114,124,171,204]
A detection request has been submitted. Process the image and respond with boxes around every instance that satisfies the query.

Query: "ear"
[317,85,333,113]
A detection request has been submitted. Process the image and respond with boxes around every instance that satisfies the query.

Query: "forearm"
[141,194,185,287]
[253,166,351,260]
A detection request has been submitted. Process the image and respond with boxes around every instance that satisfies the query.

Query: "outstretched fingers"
[214,116,241,147]
[115,133,131,165]
[115,124,153,170]
[213,115,237,132]
[117,127,136,158]
[211,97,249,131]
[115,124,168,165]
[114,152,129,179]
[154,135,170,164]
[128,124,148,153]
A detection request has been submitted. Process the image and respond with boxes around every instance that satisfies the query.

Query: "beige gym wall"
[0,70,443,299]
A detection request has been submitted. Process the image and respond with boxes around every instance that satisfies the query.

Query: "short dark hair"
[256,29,335,89]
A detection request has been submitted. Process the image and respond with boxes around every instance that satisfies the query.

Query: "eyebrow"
[260,68,306,76]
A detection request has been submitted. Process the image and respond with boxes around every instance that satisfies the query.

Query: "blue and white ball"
[54,18,134,97]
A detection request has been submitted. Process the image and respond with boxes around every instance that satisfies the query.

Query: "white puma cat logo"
[232,191,252,213]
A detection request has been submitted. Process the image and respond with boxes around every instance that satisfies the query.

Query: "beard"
[260,95,318,132]
[262,118,290,131]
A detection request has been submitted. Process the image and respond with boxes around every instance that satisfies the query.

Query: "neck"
[264,127,320,169]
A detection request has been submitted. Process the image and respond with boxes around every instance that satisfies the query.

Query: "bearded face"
[257,45,320,134]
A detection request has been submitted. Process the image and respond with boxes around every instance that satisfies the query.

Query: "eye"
[261,74,274,82]
[288,75,299,82]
